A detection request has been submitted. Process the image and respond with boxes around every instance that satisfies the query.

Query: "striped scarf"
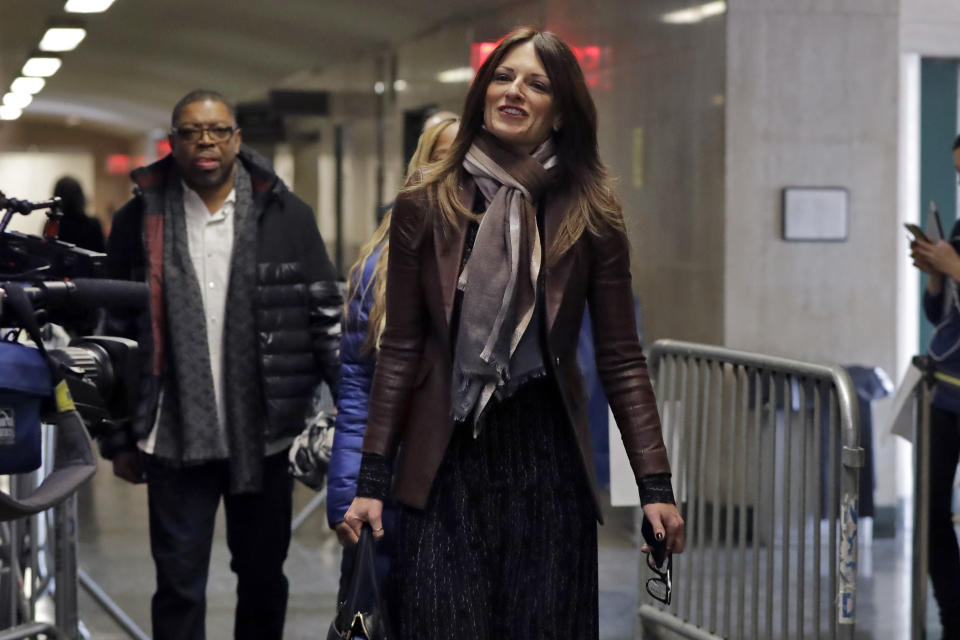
[450,129,557,431]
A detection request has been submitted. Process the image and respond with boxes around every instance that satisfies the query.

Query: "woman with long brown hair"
[344,27,684,638]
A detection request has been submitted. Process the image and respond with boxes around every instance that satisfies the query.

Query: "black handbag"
[328,525,392,640]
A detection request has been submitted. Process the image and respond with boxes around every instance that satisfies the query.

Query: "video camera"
[0,191,147,437]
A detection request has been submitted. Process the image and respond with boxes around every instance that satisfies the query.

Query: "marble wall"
[724,0,899,370]
[724,0,902,510]
[901,0,960,56]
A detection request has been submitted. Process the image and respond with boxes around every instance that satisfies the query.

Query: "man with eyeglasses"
[101,89,341,640]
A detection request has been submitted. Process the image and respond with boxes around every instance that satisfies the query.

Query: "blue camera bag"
[0,336,51,473]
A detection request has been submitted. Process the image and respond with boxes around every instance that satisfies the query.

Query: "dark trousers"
[929,407,960,634]
[144,451,293,640]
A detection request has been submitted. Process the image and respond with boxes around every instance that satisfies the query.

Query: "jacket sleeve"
[102,198,143,340]
[327,255,378,527]
[927,223,960,324]
[587,220,675,506]
[290,194,343,400]
[99,198,144,458]
[924,289,945,325]
[355,191,428,499]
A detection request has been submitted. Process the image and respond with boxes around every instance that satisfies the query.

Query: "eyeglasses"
[171,125,238,143]
[644,550,672,605]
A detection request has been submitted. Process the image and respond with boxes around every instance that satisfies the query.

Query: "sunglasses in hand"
[644,550,672,605]
[641,516,673,606]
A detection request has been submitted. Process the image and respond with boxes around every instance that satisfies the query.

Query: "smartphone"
[905,223,929,242]
[641,516,668,568]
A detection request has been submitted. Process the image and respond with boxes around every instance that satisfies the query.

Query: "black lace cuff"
[356,453,391,501]
[639,473,676,507]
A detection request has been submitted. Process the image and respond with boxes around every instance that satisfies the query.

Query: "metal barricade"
[908,354,959,640]
[639,340,862,640]
[910,356,930,640]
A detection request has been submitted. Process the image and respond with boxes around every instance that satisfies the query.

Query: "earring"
[553,122,561,132]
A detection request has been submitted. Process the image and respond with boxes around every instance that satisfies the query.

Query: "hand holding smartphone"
[905,223,930,243]
[906,201,947,244]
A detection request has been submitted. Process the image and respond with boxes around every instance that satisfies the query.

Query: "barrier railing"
[909,356,929,640]
[640,340,862,640]
[909,354,955,640]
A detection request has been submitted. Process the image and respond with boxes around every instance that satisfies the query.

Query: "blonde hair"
[345,117,459,353]
[403,27,626,265]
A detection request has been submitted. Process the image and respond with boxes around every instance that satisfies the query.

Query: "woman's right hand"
[344,496,385,540]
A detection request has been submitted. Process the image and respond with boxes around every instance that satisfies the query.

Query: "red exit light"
[470,42,499,71]
[106,154,150,175]
[471,42,605,79]
[576,46,601,74]
[106,154,130,175]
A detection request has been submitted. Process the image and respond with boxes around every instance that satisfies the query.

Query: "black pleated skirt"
[393,376,599,640]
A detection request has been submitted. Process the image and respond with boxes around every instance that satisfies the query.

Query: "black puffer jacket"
[101,149,341,457]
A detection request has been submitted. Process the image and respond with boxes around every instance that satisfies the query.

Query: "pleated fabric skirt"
[393,376,599,640]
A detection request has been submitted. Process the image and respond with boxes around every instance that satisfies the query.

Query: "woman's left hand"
[641,503,685,554]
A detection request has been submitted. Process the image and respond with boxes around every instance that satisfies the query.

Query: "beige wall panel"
[725,6,899,373]
[901,0,960,55]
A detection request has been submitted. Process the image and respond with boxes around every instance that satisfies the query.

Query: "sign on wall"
[782,187,849,242]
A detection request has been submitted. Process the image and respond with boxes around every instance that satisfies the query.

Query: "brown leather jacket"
[361,178,671,522]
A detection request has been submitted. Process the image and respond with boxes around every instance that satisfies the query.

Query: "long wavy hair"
[405,26,625,265]
[346,116,459,354]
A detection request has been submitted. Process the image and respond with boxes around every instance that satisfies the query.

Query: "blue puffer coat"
[327,249,380,527]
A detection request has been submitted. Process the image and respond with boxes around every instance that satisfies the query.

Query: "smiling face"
[169,99,241,191]
[483,40,560,154]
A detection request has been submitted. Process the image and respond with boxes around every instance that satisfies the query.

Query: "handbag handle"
[329,524,391,639]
